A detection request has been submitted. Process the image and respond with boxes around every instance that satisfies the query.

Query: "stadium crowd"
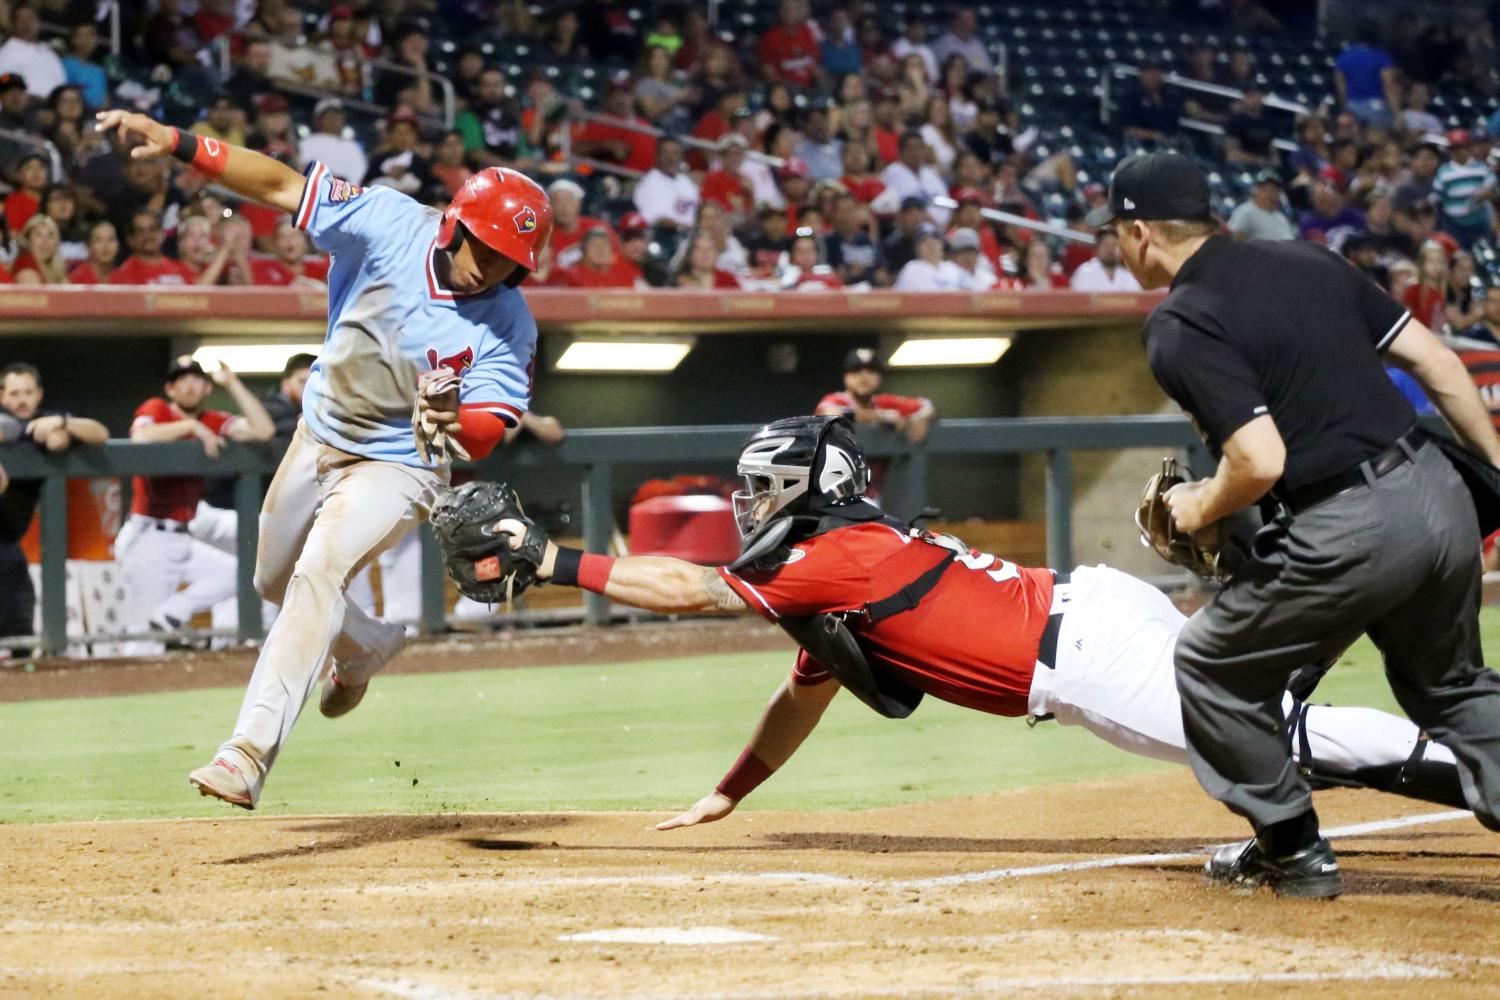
[0,0,1484,309]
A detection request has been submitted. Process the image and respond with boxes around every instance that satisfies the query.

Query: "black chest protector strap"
[776,549,955,720]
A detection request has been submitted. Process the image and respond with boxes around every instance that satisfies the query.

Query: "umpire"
[1089,152,1500,898]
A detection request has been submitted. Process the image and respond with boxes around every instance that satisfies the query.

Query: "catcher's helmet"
[437,167,553,287]
[732,415,870,539]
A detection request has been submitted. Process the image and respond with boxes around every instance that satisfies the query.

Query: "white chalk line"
[898,808,1473,889]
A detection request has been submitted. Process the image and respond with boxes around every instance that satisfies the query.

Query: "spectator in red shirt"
[572,83,657,175]
[118,356,275,640]
[816,347,936,444]
[548,178,615,269]
[840,139,886,205]
[112,210,194,285]
[67,219,119,284]
[780,230,844,290]
[1002,238,1069,290]
[561,228,643,288]
[673,231,743,289]
[756,0,822,88]
[691,89,748,150]
[11,212,68,283]
[700,134,755,223]
[870,88,903,164]
[1404,240,1450,330]
[1059,203,1097,276]
[430,129,473,197]
[3,153,48,234]
[251,220,330,287]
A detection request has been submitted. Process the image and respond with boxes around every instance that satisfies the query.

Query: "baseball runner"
[433,416,1469,835]
[1091,151,1500,897]
[95,108,552,810]
[118,357,274,651]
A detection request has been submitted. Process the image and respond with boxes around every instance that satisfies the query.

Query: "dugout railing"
[1,415,1208,656]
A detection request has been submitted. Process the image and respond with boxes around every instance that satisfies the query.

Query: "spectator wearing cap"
[299,98,367,185]
[1433,130,1496,249]
[878,132,950,224]
[944,227,999,290]
[62,21,106,110]
[633,137,700,230]
[1298,177,1365,250]
[616,212,653,269]
[773,156,813,225]
[0,4,63,98]
[839,140,886,206]
[893,227,969,290]
[1340,232,1389,290]
[1228,171,1296,241]
[1118,62,1182,144]
[549,178,616,270]
[779,230,844,291]
[560,228,644,289]
[1069,229,1142,292]
[817,348,936,445]
[1403,82,1443,138]
[700,135,754,222]
[825,194,887,287]
[320,4,369,94]
[930,10,992,76]
[756,0,822,88]
[247,92,297,162]
[882,195,932,272]
[0,73,35,137]
[948,188,1004,271]
[364,110,433,197]
[192,96,249,149]
[1334,22,1400,130]
[797,103,844,180]
[111,209,193,286]
[1223,86,1276,167]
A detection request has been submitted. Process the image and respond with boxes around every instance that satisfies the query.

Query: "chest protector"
[729,500,954,719]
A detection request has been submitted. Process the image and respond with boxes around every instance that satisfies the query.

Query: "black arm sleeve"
[1147,312,1270,450]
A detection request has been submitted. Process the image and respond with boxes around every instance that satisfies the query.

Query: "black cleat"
[1205,836,1342,899]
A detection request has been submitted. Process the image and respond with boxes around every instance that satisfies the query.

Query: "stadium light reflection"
[191,343,324,374]
[888,336,1012,367]
[555,339,695,372]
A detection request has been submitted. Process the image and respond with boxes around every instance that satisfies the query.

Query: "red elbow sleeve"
[454,404,515,460]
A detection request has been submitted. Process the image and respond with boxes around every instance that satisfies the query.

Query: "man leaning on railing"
[0,361,108,657]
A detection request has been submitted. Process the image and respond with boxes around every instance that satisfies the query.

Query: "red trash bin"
[628,494,741,564]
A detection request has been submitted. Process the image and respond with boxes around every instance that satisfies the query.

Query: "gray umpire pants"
[1175,441,1500,832]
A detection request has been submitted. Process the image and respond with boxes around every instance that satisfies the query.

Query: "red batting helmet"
[437,167,553,284]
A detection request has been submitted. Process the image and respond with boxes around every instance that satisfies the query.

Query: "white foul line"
[899,808,1473,889]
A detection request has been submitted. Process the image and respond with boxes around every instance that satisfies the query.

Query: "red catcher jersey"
[718,522,1056,716]
[129,398,237,522]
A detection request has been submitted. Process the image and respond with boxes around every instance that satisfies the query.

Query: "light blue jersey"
[293,161,537,467]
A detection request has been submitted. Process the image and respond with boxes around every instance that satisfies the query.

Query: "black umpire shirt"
[1145,235,1415,492]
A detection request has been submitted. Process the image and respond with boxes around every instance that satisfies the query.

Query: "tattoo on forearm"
[702,568,749,611]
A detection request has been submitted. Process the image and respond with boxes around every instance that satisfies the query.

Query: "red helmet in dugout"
[438,167,553,285]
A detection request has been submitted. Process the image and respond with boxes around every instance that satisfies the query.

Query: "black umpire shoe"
[1205,837,1342,899]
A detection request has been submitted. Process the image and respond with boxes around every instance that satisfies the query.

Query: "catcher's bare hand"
[655,792,736,831]
[495,517,557,579]
[94,110,175,158]
[1164,479,1211,533]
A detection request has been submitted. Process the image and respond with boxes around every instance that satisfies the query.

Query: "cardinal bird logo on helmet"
[513,206,538,234]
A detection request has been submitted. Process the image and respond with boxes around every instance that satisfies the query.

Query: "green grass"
[1,610,1484,824]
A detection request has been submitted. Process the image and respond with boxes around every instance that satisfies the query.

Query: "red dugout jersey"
[717,522,1057,716]
[130,398,237,522]
[817,391,934,422]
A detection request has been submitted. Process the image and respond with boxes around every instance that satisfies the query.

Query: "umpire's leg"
[1366,446,1500,830]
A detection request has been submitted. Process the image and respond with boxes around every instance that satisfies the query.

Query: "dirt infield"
[5,772,1500,999]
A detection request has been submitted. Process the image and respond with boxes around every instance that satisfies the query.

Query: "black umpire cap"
[844,347,884,373]
[1085,152,1214,230]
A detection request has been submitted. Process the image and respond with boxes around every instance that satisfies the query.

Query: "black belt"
[1036,570,1070,670]
[1275,429,1422,516]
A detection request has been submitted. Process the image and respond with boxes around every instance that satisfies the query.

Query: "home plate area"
[5,771,1500,999]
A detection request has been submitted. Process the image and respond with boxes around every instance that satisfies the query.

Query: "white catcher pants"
[215,422,444,789]
[1026,565,1455,775]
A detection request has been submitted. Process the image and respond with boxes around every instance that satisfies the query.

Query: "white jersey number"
[926,532,1020,583]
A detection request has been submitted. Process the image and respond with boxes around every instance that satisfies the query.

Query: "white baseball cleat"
[188,754,259,810]
[320,619,407,718]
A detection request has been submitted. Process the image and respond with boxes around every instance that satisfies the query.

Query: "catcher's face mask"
[731,416,870,541]
[732,451,810,540]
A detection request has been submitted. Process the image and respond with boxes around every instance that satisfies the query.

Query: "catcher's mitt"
[1135,457,1221,580]
[412,369,471,466]
[430,481,549,604]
